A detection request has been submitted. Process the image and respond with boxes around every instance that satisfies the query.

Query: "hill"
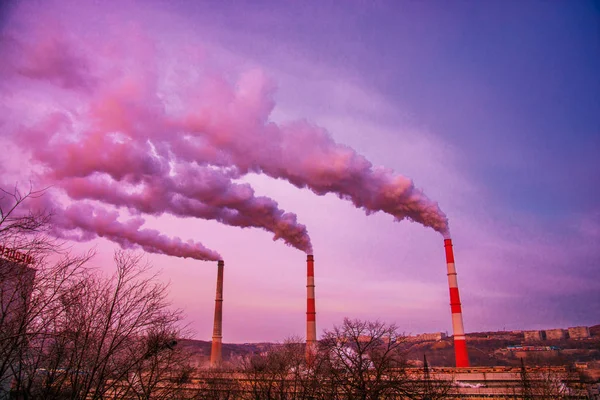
[180,324,600,368]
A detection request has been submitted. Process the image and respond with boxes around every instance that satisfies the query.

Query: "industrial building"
[178,365,596,399]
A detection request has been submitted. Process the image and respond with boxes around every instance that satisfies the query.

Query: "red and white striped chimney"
[306,254,317,360]
[210,260,224,367]
[444,239,470,367]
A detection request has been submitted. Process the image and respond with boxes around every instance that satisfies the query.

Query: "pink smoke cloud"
[2,1,448,267]
[16,108,313,252]
[173,71,451,235]
[60,168,313,252]
[53,202,221,261]
[21,190,222,261]
[0,17,95,93]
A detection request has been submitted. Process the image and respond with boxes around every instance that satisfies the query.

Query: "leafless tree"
[317,318,412,400]
[416,355,455,400]
[1,186,92,399]
[239,344,291,400]
[215,320,457,400]
[0,185,57,255]
[522,364,589,399]
[116,327,195,400]
[232,336,323,400]
[318,318,458,400]
[278,337,322,400]
[1,186,192,400]
[21,252,191,400]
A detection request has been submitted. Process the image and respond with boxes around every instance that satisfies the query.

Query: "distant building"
[0,252,36,325]
[353,335,401,344]
[0,247,36,397]
[568,326,590,339]
[545,328,568,340]
[506,344,560,359]
[524,330,545,342]
[420,332,447,341]
[405,332,447,342]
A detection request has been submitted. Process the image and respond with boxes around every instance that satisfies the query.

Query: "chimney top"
[218,260,224,267]
[307,254,314,261]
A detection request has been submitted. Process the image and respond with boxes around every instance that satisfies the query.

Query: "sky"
[0,0,599,342]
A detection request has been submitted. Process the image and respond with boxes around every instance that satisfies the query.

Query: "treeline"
[195,319,455,400]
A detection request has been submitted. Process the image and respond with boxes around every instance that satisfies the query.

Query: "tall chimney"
[210,260,224,367]
[306,254,317,361]
[444,239,470,367]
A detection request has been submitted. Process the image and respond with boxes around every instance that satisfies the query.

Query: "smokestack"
[444,239,470,367]
[210,260,224,367]
[306,254,316,361]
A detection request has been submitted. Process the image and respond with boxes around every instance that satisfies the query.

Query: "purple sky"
[1,0,599,342]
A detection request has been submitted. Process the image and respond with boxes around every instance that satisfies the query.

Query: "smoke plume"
[1,2,450,262]
[53,202,222,261]
[17,114,313,253]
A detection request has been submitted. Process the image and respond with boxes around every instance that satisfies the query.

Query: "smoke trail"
[1,2,449,256]
[54,203,222,261]
[16,113,313,253]
[171,68,450,236]
[0,185,222,261]
[47,197,222,261]
[180,118,450,236]
[60,171,313,252]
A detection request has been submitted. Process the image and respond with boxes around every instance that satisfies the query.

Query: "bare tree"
[318,318,457,400]
[416,355,455,400]
[216,320,457,400]
[0,185,57,255]
[232,336,325,400]
[239,344,291,400]
[278,337,322,400]
[317,318,411,400]
[33,252,190,400]
[1,186,92,399]
[191,337,316,400]
[117,333,194,399]
[1,187,191,400]
[524,364,589,399]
